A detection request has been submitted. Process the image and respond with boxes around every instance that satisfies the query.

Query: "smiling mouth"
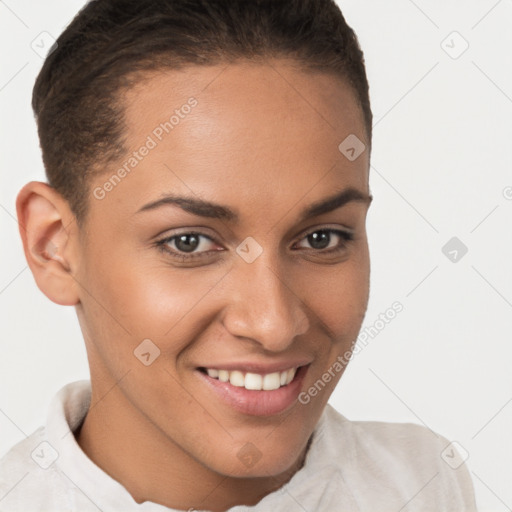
[197,364,309,416]
[198,367,298,391]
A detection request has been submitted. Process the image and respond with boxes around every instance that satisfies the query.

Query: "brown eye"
[295,229,354,252]
[156,232,221,261]
[174,233,201,253]
[306,231,331,250]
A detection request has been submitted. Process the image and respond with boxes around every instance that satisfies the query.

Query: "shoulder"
[316,404,477,511]
[0,427,74,511]
[0,381,92,511]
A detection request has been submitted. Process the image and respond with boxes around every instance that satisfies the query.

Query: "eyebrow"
[136,187,372,223]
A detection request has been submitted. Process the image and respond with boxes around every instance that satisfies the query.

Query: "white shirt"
[0,380,477,511]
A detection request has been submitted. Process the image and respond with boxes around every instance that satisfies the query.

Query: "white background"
[1,1,511,510]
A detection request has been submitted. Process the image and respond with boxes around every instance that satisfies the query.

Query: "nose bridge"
[223,251,309,351]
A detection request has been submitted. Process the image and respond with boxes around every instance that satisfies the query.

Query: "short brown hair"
[32,0,372,226]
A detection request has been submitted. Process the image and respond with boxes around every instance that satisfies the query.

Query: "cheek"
[82,240,225,340]
[121,266,229,340]
[297,256,370,338]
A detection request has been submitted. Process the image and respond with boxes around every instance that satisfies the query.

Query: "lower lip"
[196,365,309,416]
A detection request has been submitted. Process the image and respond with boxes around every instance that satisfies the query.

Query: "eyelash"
[155,228,354,262]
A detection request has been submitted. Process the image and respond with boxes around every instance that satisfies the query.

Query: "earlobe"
[16,181,81,306]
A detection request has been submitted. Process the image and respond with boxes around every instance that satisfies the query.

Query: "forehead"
[93,60,369,222]
[122,59,367,148]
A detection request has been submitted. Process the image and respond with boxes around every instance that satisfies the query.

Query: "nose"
[221,255,310,352]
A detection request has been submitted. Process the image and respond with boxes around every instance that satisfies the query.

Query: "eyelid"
[300,224,354,236]
[152,225,218,241]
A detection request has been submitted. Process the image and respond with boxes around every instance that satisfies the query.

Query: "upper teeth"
[205,368,297,390]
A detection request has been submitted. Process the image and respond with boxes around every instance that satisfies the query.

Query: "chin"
[207,437,307,479]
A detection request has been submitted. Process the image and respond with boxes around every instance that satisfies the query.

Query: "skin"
[17,59,372,511]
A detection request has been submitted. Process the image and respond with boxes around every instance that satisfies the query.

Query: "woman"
[1,0,477,510]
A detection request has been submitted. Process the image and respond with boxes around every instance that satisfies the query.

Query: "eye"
[155,232,221,261]
[294,228,354,254]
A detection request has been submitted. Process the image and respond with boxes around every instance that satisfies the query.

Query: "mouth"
[199,367,298,391]
[196,364,310,416]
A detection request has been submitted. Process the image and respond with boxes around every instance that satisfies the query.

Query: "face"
[76,59,371,478]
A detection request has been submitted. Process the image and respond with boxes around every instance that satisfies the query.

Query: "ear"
[16,181,81,306]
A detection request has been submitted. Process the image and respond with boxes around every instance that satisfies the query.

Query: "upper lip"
[197,360,312,374]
